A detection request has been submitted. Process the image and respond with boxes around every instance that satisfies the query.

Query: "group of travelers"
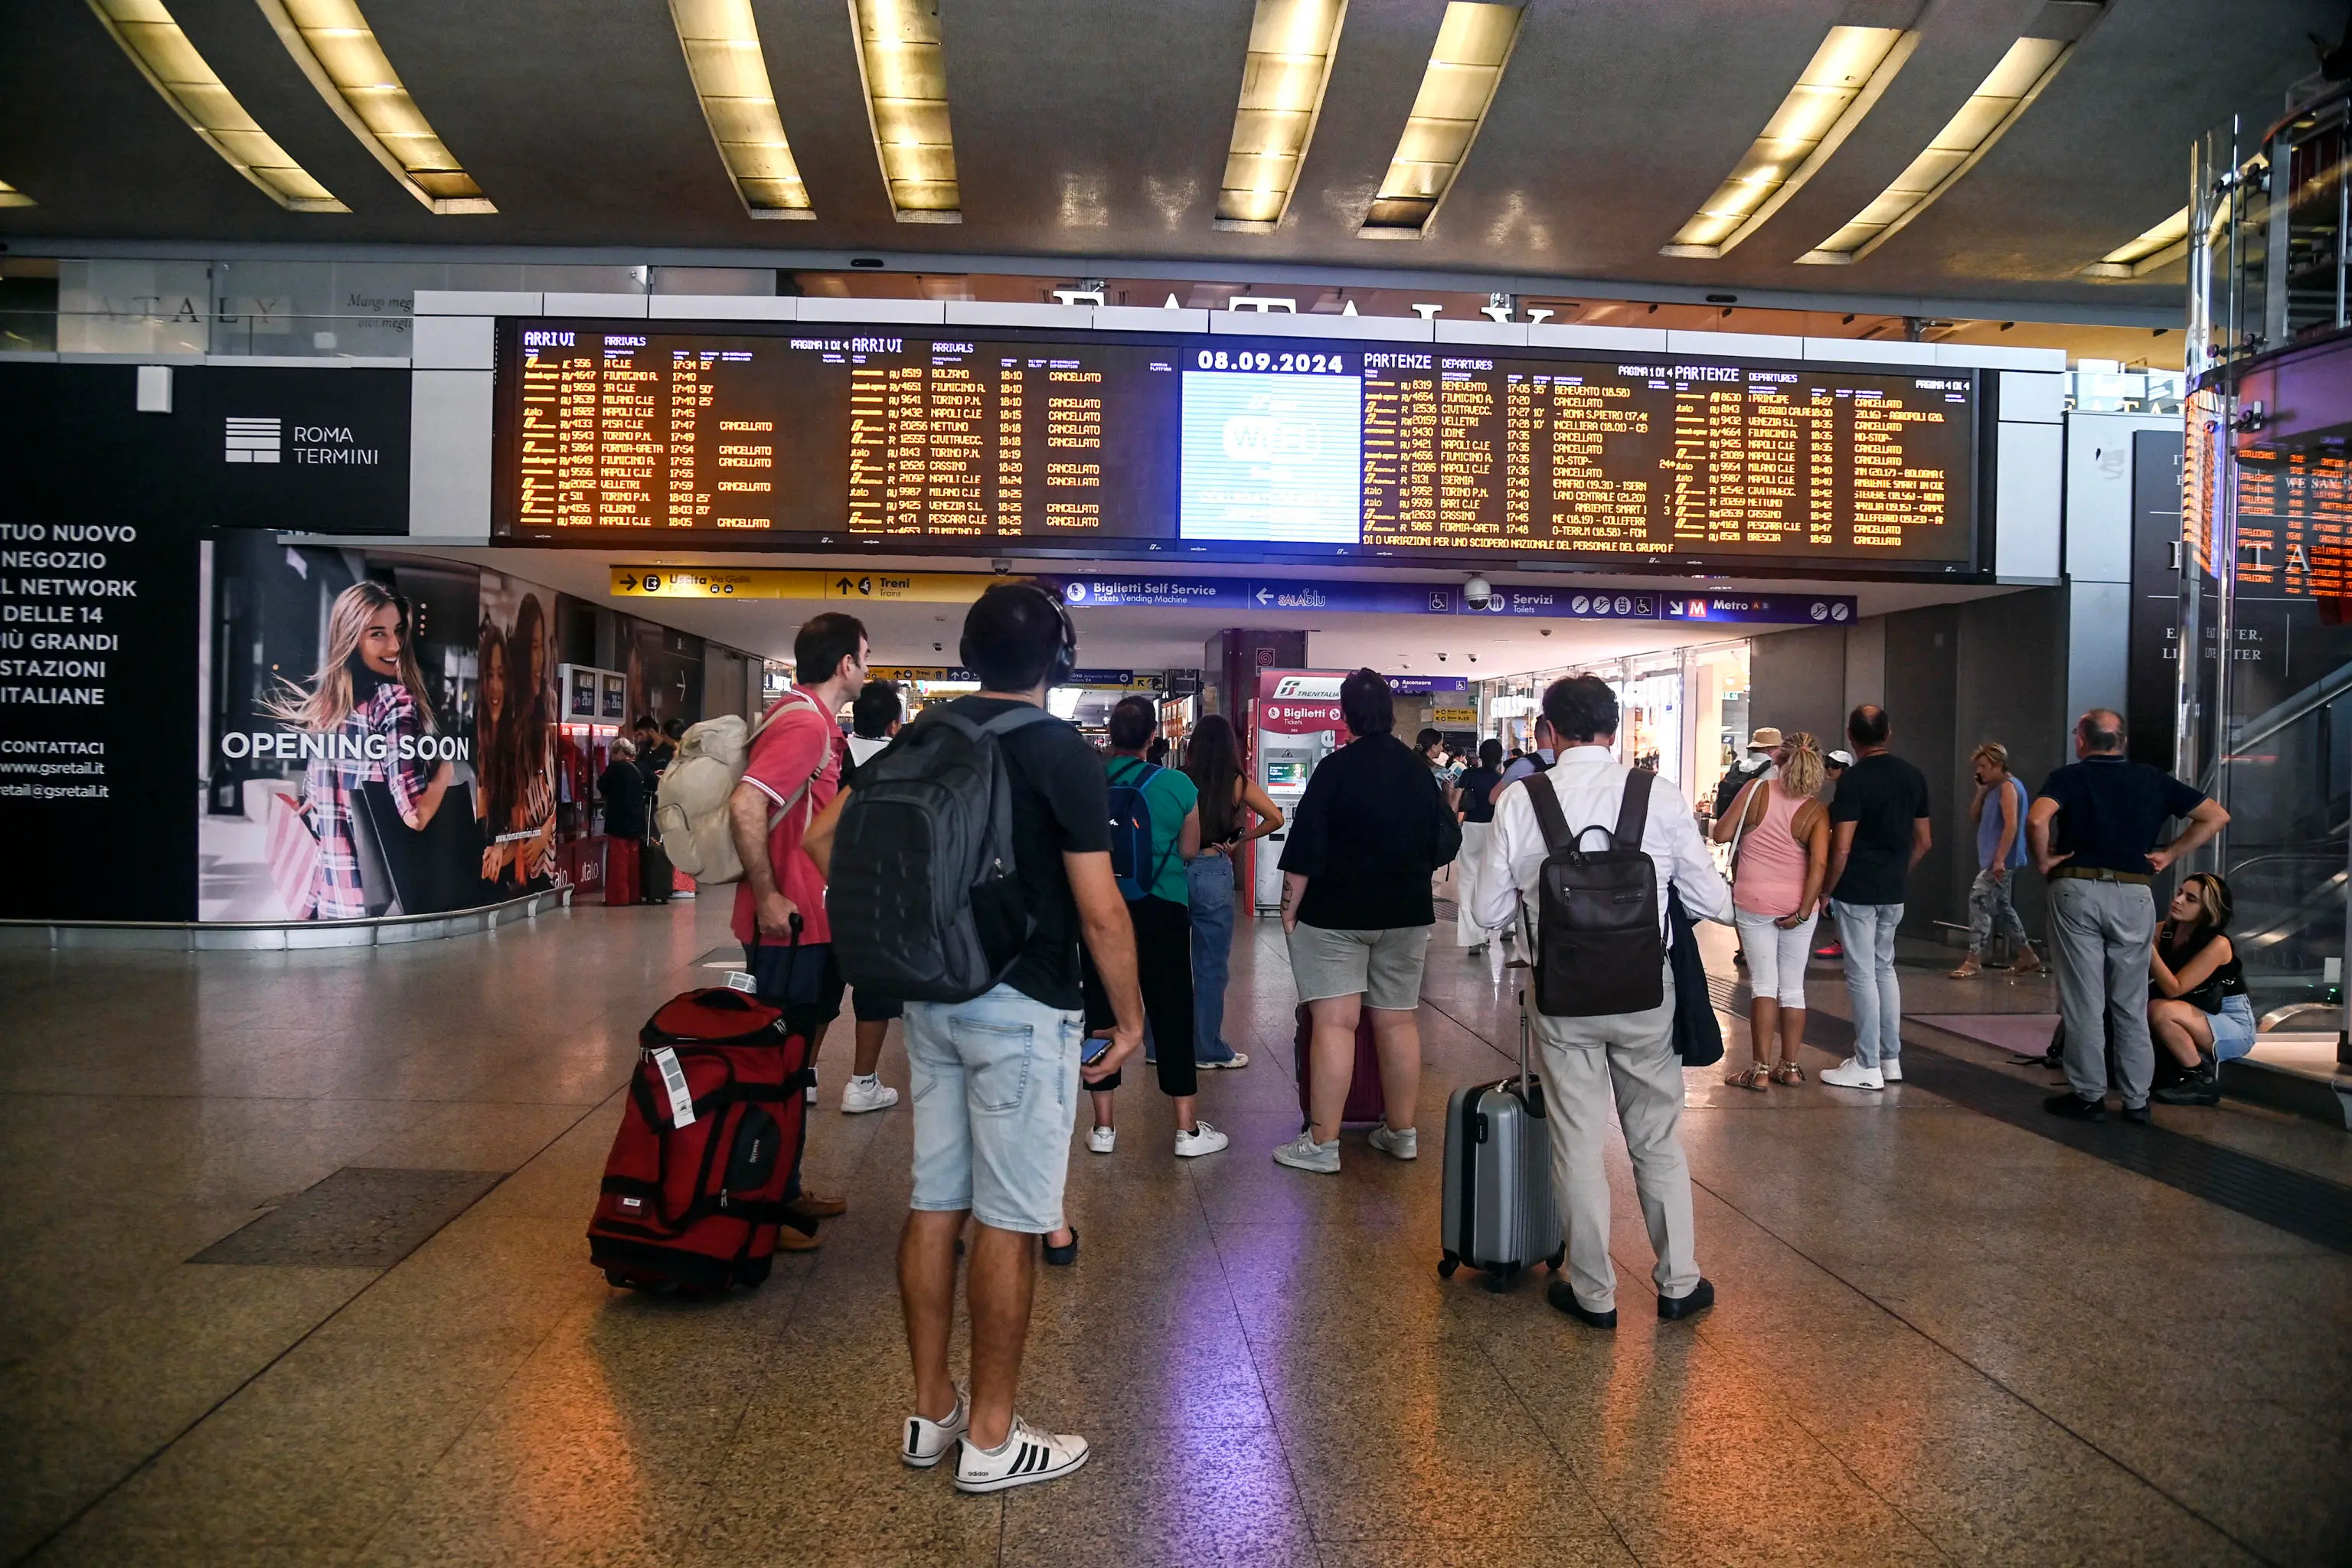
[639,580,2244,1495]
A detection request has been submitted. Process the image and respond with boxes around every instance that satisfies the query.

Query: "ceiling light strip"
[1358,2,1523,240]
[669,0,815,220]
[0,178,33,209]
[1798,34,2073,265]
[1216,0,1348,233]
[2079,205,2190,279]
[255,0,493,214]
[848,0,961,224]
[86,0,346,212]
[1661,24,1916,260]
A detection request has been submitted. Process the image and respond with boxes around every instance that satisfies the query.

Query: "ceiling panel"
[0,0,2338,310]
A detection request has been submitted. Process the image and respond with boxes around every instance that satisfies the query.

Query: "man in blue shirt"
[2028,710,2229,1123]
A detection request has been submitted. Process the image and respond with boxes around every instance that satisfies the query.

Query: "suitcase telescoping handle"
[1513,899,1537,1099]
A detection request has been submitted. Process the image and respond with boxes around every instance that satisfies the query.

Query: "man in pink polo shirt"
[726,612,867,1243]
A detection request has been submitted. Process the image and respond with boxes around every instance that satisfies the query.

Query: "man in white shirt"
[1473,675,1730,1330]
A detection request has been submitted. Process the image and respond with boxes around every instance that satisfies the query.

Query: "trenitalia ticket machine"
[1250,670,1348,914]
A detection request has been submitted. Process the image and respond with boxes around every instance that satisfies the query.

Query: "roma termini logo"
[224,416,281,464]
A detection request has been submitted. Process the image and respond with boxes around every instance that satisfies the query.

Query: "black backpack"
[1711,757,1766,818]
[1524,769,1664,1018]
[828,704,1053,1002]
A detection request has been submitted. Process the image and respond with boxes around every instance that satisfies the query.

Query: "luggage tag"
[650,1046,697,1129]
[724,971,758,995]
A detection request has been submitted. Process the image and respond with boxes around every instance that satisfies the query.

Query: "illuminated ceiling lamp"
[669,0,815,218]
[0,178,32,209]
[1659,24,1916,259]
[1798,6,2102,266]
[2080,205,2189,279]
[256,0,493,213]
[848,0,962,223]
[85,0,346,211]
[1358,2,1523,240]
[1215,0,1348,233]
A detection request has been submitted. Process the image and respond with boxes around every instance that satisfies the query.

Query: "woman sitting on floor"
[2148,872,2255,1106]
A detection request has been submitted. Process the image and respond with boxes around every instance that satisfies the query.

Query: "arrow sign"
[836,577,854,595]
[1255,588,1272,606]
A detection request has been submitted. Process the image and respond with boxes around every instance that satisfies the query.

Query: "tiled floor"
[2,900,2347,1566]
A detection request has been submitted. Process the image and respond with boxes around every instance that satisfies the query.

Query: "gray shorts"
[1288,922,1432,1012]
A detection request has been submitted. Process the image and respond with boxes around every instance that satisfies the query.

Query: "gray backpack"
[828,704,1053,1002]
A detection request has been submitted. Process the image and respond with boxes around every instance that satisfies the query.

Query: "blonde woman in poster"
[266,581,454,920]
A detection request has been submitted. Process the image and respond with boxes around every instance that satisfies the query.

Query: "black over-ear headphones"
[959,580,1078,689]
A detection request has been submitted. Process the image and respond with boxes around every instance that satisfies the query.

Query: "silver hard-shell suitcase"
[1439,963,1565,1290]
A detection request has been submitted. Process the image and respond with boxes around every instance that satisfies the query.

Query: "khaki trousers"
[1528,970,1701,1313]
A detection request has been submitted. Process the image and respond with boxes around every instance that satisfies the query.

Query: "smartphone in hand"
[1080,1034,1112,1068]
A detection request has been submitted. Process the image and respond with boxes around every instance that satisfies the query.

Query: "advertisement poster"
[199,535,567,921]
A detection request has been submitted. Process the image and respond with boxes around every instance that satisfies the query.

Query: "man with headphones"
[805,580,1145,1494]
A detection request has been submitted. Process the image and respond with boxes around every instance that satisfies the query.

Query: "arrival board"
[498,323,1979,569]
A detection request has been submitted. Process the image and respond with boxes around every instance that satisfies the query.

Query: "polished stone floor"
[2,894,2347,1567]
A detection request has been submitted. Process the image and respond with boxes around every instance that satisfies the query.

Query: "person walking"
[1181,713,1281,1070]
[1952,743,2042,979]
[805,582,1144,1493]
[726,612,867,1239]
[2028,709,2229,1123]
[1273,669,1462,1174]
[1820,706,1932,1091]
[1711,731,1831,1089]
[1712,727,1782,820]
[1453,738,1504,953]
[1474,675,1730,1328]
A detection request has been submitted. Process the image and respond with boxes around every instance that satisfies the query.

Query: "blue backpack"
[1105,758,1176,903]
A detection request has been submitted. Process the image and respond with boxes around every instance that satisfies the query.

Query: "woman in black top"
[1452,738,1504,954]
[2148,872,2253,1105]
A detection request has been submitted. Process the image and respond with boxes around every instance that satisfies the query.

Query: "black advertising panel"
[493,321,1982,576]
[0,363,202,920]
[191,365,411,534]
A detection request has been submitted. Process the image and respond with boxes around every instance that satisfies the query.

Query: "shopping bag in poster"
[265,789,320,920]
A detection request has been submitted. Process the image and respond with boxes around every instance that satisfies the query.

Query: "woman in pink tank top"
[1709,733,1831,1090]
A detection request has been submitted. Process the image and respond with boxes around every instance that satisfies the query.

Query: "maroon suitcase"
[588,989,814,1295]
[1294,1003,1387,1127]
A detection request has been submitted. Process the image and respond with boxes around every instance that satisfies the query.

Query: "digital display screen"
[496,322,1981,571]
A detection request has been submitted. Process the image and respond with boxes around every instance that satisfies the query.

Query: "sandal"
[1724,1063,1771,1092]
[1772,1061,1805,1086]
[1948,958,1982,979]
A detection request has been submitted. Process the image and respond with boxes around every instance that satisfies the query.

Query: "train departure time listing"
[498,324,1978,568]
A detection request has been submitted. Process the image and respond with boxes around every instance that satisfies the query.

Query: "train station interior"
[2,1,2349,1563]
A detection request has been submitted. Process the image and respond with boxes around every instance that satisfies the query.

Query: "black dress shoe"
[1043,1230,1079,1266]
[1658,1278,1716,1321]
[2119,1103,2152,1125]
[2043,1091,2107,1122]
[1546,1277,1616,1329]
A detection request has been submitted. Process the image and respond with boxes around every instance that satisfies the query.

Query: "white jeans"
[1733,908,1817,1007]
[1456,821,1490,946]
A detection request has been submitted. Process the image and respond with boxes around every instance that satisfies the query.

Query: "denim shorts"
[903,984,1082,1234]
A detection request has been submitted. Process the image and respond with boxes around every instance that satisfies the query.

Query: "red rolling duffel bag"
[588,988,815,1294]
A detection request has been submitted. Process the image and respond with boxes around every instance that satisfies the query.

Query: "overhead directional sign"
[612,567,995,603]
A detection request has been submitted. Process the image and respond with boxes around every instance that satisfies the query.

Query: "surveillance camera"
[932,642,943,653]
[1436,652,1447,662]
[1540,628,1552,637]
[990,559,1012,576]
[1463,573,1491,607]
[1468,653,1478,663]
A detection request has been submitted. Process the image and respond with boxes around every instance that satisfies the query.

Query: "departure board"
[496,322,1981,571]
[2234,446,2352,597]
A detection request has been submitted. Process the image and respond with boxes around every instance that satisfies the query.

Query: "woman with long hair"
[264,580,452,920]
[505,594,557,885]
[1710,731,1831,1089]
[1181,712,1284,1070]
[2148,872,2252,1106]
[472,618,519,885]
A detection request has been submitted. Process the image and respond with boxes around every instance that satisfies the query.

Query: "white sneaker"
[1197,1052,1250,1070]
[1087,1125,1116,1155]
[1820,1057,1885,1090]
[953,1416,1089,1493]
[1174,1121,1229,1157]
[901,1387,969,1468]
[841,1074,899,1114]
[1368,1123,1419,1161]
[1880,1058,1903,1083]
[1272,1130,1341,1174]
